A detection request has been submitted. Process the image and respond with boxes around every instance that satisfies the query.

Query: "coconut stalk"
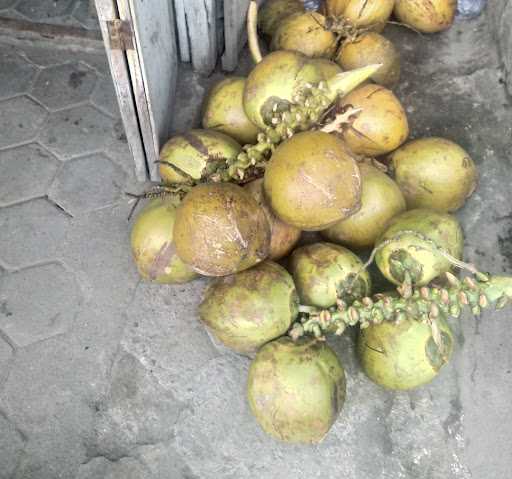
[289,271,512,340]
[217,64,380,181]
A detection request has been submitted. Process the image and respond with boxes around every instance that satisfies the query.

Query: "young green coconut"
[242,50,379,131]
[336,32,400,87]
[173,183,271,276]
[247,336,346,443]
[290,242,372,308]
[245,178,301,260]
[389,137,478,212]
[357,313,454,390]
[311,58,343,79]
[130,198,198,284]
[323,0,395,32]
[394,0,456,33]
[270,12,338,58]
[199,261,299,355]
[258,0,305,38]
[202,77,261,145]
[322,162,406,249]
[338,84,409,156]
[263,130,362,231]
[375,208,464,287]
[159,129,242,184]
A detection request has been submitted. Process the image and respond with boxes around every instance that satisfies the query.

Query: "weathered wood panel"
[173,0,191,62]
[95,0,148,181]
[174,0,217,75]
[124,0,178,180]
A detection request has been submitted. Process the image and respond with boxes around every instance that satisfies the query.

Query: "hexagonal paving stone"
[91,76,119,118]
[0,46,38,99]
[39,104,115,158]
[31,62,97,111]
[72,0,99,30]
[0,96,47,149]
[0,262,80,347]
[0,143,60,206]
[48,153,126,216]
[0,198,69,267]
[16,0,75,20]
[0,413,25,477]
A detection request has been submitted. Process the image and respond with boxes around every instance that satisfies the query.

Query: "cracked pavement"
[0,6,512,479]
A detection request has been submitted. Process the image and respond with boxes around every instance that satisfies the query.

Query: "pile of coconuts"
[129,0,512,444]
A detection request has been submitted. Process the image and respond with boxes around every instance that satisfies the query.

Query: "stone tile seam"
[0,259,87,348]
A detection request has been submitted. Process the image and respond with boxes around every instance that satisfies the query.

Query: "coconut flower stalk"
[214,64,380,182]
[289,271,512,340]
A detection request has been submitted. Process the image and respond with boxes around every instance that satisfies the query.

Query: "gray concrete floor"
[0,0,98,31]
[1,8,512,479]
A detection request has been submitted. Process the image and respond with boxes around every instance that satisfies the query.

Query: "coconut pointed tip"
[326,63,382,99]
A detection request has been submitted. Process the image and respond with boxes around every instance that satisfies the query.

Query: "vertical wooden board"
[173,0,191,62]
[94,0,147,181]
[121,0,178,180]
[184,0,217,75]
[222,0,264,72]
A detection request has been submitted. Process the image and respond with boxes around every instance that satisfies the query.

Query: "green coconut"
[375,209,464,286]
[173,183,271,276]
[159,129,241,184]
[337,32,400,88]
[271,12,337,58]
[243,50,324,130]
[358,315,454,390]
[199,261,299,355]
[264,131,362,231]
[202,77,261,145]
[389,137,478,212]
[130,198,198,284]
[321,162,406,249]
[247,336,346,443]
[245,178,301,260]
[289,242,372,308]
[258,0,305,38]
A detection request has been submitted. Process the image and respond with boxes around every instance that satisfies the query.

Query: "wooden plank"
[183,0,217,75]
[95,0,148,181]
[122,0,178,180]
[222,0,264,72]
[173,0,191,62]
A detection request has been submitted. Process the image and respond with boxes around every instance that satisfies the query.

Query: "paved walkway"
[0,11,512,479]
[0,0,98,31]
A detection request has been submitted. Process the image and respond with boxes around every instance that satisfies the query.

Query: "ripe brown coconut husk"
[173,183,271,276]
[322,162,406,249]
[245,178,301,260]
[202,77,261,145]
[338,84,409,156]
[270,12,337,58]
[394,0,456,33]
[389,137,478,212]
[336,32,400,87]
[263,130,362,231]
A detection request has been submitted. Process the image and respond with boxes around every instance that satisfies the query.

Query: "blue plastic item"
[303,0,323,11]
[457,0,486,18]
